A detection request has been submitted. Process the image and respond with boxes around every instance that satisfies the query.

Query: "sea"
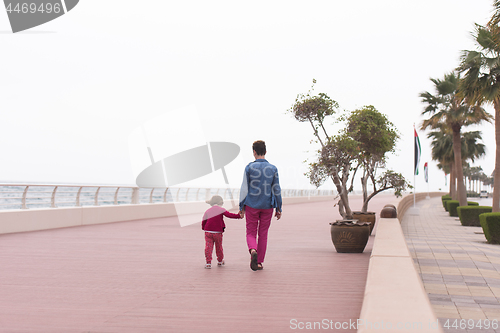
[0,182,322,211]
[0,183,238,210]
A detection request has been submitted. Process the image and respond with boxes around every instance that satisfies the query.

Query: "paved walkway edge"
[358,193,445,332]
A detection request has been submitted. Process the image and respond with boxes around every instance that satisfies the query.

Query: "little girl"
[202,195,242,268]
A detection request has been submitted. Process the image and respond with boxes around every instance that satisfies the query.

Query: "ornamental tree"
[288,80,410,219]
[346,106,410,212]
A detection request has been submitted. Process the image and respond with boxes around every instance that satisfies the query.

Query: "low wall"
[0,195,335,235]
[358,193,445,332]
[396,192,444,222]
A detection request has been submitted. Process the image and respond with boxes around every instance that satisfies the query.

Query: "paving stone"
[420,260,439,266]
[455,302,481,308]
[443,275,466,281]
[474,297,500,305]
[433,249,454,253]
[479,303,500,309]
[476,262,497,270]
[429,294,452,301]
[467,282,490,287]
[464,276,487,282]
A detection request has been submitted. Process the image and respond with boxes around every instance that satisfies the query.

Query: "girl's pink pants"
[204,232,223,263]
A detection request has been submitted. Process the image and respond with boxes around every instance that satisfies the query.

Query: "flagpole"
[413,124,416,208]
[413,173,416,207]
[425,162,430,199]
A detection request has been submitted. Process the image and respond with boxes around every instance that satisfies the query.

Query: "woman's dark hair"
[252,140,266,156]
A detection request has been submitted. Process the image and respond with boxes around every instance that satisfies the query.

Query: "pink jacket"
[202,205,241,232]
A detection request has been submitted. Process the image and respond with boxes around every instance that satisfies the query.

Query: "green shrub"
[480,213,500,244]
[445,199,453,212]
[467,191,480,197]
[442,196,452,209]
[447,200,460,216]
[448,201,480,217]
[457,206,492,226]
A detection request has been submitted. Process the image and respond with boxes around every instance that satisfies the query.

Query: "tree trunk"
[452,126,468,206]
[360,170,368,213]
[330,174,351,219]
[338,195,346,219]
[450,162,457,200]
[493,100,500,212]
[341,172,353,219]
[340,188,352,219]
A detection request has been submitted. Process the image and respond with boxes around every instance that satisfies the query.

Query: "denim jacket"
[239,159,282,212]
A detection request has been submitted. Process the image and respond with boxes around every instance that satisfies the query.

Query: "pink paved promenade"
[0,196,390,333]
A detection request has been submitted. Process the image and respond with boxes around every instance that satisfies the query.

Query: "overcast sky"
[0,0,496,194]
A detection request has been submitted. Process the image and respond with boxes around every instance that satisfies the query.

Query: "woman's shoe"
[257,263,263,270]
[250,251,259,271]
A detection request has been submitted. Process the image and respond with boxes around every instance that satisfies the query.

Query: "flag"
[414,127,421,175]
[424,162,428,183]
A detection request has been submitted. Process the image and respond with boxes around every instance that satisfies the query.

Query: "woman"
[239,140,282,271]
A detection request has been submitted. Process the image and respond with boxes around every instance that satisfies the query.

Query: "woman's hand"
[239,210,245,218]
[275,210,282,220]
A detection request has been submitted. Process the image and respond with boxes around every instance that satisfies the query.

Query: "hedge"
[457,206,493,226]
[442,195,452,209]
[480,213,500,244]
[447,201,480,217]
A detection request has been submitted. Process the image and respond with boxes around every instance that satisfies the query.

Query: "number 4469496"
[443,319,498,330]
[5,3,61,14]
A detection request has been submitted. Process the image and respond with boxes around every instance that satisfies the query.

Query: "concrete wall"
[0,195,336,235]
[396,192,444,222]
[358,193,445,332]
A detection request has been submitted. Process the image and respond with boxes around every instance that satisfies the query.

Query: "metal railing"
[0,183,335,210]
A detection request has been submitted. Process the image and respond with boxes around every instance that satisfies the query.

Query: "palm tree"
[420,72,492,207]
[484,175,494,193]
[428,128,456,198]
[470,166,484,193]
[457,3,500,211]
[464,133,486,193]
[428,128,486,198]
[479,172,488,193]
[463,162,472,192]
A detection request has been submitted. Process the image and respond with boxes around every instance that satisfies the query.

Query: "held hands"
[238,209,280,219]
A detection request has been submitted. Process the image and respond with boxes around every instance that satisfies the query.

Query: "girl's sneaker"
[217,260,225,267]
[205,263,212,269]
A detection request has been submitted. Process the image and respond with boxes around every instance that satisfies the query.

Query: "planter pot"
[329,220,371,253]
[352,211,376,234]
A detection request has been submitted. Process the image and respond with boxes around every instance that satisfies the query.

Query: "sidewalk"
[0,196,389,333]
[401,197,500,333]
